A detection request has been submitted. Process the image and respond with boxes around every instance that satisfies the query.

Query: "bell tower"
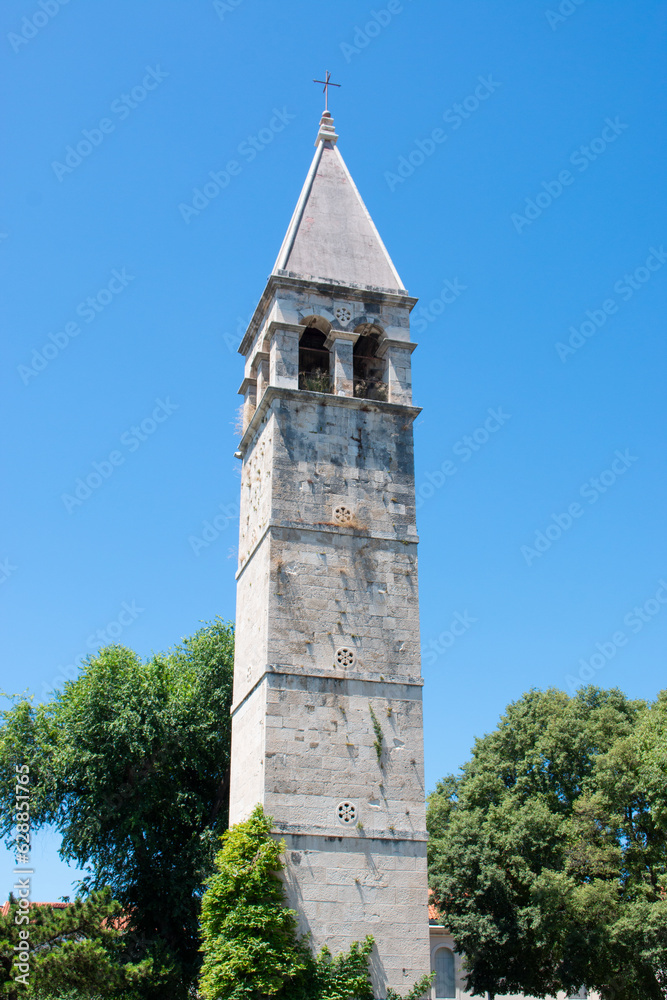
[229,109,430,996]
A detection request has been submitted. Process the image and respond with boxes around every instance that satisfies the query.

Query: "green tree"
[0,619,235,997]
[0,889,153,999]
[633,688,667,833]
[200,806,433,1000]
[427,686,667,999]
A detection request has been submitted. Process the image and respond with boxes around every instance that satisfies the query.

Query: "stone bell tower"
[228,109,430,996]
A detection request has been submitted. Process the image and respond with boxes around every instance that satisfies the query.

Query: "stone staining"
[227,108,430,996]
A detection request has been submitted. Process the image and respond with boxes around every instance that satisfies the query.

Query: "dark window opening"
[353,329,387,401]
[299,327,332,393]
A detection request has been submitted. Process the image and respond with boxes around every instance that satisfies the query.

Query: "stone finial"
[316,110,338,146]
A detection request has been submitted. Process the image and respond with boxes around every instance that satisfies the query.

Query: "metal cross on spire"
[313,70,341,112]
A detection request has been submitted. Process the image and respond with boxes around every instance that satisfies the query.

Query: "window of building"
[298,327,331,392]
[433,947,455,999]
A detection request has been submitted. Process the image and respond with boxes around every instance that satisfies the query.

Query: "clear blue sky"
[2,0,666,900]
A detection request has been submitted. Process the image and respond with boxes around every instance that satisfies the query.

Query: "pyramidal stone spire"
[273,111,406,293]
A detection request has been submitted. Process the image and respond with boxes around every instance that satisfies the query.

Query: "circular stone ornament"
[333,504,353,525]
[337,800,357,824]
[335,306,352,324]
[335,646,356,668]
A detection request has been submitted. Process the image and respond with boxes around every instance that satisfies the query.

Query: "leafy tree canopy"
[427,686,667,999]
[0,618,235,997]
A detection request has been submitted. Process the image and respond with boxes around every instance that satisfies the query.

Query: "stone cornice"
[266,320,303,336]
[271,272,416,306]
[231,663,424,716]
[237,376,257,395]
[324,329,360,348]
[277,828,429,845]
[235,520,419,582]
[377,338,418,358]
[237,384,421,456]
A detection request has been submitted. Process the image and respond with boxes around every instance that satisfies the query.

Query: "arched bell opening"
[298,325,332,393]
[353,324,387,401]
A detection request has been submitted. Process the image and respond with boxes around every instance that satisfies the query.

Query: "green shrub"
[299,369,332,393]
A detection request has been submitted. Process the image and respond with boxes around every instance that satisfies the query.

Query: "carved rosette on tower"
[229,109,430,996]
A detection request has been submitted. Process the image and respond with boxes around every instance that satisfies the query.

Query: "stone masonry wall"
[230,383,430,995]
[282,833,430,996]
[228,679,266,824]
[264,672,426,838]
